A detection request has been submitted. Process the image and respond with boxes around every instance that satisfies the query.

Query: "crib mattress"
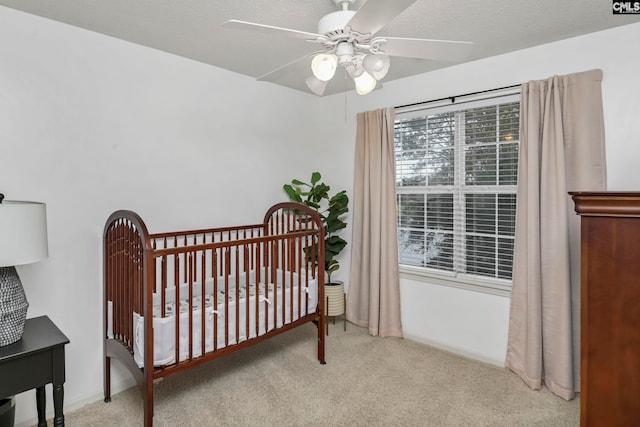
[108,269,317,367]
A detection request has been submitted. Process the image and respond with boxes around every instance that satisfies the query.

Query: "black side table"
[0,316,69,427]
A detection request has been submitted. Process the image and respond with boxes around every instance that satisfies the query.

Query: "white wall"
[2,3,640,423]
[0,6,339,425]
[342,22,640,365]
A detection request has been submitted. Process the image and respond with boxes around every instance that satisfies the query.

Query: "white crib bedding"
[108,269,317,368]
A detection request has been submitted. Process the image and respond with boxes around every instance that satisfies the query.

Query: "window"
[395,93,520,293]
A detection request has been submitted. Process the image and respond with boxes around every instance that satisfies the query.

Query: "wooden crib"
[103,202,326,426]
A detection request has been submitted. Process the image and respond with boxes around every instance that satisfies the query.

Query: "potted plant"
[283,172,349,285]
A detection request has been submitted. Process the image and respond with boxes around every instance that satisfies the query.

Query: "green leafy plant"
[283,172,349,284]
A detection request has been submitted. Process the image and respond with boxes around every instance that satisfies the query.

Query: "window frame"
[395,90,521,297]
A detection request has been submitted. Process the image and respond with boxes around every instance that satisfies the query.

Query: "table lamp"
[0,194,48,347]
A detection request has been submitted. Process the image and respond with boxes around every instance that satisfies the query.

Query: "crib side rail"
[149,225,323,356]
[142,204,326,372]
[150,223,264,246]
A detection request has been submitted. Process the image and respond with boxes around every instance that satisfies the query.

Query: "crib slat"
[114,223,120,341]
[188,251,194,361]
[212,250,219,351]
[280,237,285,326]
[201,249,206,359]
[117,223,124,343]
[255,243,261,336]
[270,240,276,333]
[235,245,240,344]
[174,252,180,366]
[127,225,133,347]
[243,245,250,340]
[161,256,167,318]
[224,247,230,348]
[182,235,188,284]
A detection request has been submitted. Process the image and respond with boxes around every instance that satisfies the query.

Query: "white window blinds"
[395,93,520,288]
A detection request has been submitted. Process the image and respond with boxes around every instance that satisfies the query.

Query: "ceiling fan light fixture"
[335,41,355,66]
[311,53,338,81]
[225,0,475,97]
[305,75,328,96]
[354,70,377,95]
[363,54,390,80]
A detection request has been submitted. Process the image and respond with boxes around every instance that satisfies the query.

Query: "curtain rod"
[395,83,521,110]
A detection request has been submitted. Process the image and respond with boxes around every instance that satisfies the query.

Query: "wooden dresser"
[571,192,640,427]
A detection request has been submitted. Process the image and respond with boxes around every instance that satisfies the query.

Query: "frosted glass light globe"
[354,71,377,95]
[311,54,338,81]
[362,54,390,80]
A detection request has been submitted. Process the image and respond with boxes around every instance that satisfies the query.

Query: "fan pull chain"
[344,68,348,124]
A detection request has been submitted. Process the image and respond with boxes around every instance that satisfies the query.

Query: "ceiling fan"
[222,0,473,96]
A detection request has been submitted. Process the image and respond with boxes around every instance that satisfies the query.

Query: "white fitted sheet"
[108,269,317,367]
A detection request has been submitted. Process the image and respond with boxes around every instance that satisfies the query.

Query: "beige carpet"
[64,322,578,426]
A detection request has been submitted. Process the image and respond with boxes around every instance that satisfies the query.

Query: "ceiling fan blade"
[346,0,418,36]
[377,37,474,62]
[222,20,324,41]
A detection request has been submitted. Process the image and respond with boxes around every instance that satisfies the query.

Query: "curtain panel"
[506,69,607,400]
[346,108,403,338]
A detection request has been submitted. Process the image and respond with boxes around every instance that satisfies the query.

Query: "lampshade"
[0,200,48,267]
[363,54,390,81]
[311,53,338,82]
[354,71,377,95]
[0,198,48,346]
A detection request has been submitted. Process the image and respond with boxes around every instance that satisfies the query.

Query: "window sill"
[399,265,512,298]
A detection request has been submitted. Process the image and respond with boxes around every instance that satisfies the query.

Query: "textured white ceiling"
[1,0,638,96]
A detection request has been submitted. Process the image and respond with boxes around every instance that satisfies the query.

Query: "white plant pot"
[324,281,344,316]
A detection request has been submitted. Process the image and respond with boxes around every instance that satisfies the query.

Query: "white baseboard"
[403,333,505,368]
[15,377,137,427]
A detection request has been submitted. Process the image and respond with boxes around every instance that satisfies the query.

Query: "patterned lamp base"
[0,266,29,347]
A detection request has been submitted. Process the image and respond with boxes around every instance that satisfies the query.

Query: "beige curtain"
[346,108,403,338]
[506,69,607,400]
